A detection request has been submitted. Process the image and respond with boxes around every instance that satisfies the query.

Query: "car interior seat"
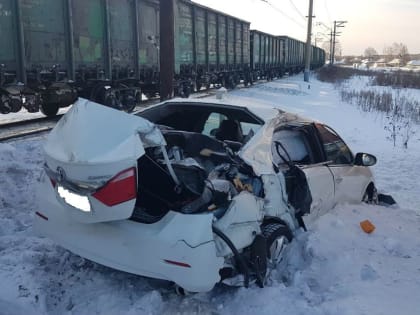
[215,119,243,142]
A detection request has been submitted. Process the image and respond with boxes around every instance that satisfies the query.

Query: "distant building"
[359,59,375,69]
[387,59,401,67]
[373,58,387,68]
[406,60,420,69]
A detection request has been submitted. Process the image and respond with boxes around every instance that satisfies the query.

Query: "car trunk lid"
[43,98,166,223]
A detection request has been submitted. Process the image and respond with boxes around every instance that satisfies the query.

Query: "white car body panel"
[45,98,165,166]
[329,165,373,204]
[301,165,335,218]
[214,192,265,257]
[260,174,297,228]
[35,174,224,292]
[43,99,167,223]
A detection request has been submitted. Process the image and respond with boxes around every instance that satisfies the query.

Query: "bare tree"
[364,47,378,60]
[383,42,409,64]
[322,41,342,63]
[321,41,331,62]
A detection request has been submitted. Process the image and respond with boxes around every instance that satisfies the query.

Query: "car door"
[315,124,370,204]
[300,164,335,217]
[272,126,335,218]
[298,125,335,217]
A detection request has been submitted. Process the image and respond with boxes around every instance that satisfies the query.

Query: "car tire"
[362,184,378,204]
[174,284,193,296]
[261,223,293,282]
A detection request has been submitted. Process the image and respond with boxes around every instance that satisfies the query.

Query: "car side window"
[240,122,261,136]
[202,113,228,136]
[272,129,313,165]
[316,124,353,164]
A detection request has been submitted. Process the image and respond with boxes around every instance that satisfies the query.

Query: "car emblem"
[56,167,66,183]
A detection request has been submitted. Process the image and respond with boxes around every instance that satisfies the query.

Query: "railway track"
[0,115,63,141]
[0,82,267,142]
[0,103,159,141]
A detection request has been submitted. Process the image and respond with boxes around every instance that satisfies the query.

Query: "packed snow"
[1,73,419,315]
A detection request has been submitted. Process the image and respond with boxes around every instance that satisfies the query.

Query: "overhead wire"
[259,0,306,29]
[323,0,332,24]
[288,0,306,21]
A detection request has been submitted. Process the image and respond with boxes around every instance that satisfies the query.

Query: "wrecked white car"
[34,98,381,293]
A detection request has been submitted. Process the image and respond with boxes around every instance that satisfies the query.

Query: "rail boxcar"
[278,36,305,74]
[174,0,251,95]
[311,45,325,69]
[0,0,159,116]
[0,0,325,116]
[250,30,284,81]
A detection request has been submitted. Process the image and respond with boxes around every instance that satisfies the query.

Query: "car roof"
[135,97,314,125]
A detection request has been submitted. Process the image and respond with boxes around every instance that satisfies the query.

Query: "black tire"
[250,234,268,288]
[262,223,293,260]
[362,184,378,204]
[196,81,202,92]
[40,102,59,117]
[254,222,293,286]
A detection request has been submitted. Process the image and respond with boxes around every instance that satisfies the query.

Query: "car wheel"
[261,223,293,281]
[174,284,193,296]
[362,184,378,204]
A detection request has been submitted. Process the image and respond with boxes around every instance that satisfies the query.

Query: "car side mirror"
[354,153,377,166]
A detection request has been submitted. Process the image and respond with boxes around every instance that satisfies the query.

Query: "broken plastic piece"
[360,220,375,234]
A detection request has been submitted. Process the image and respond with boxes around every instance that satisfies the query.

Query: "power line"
[288,0,306,21]
[260,0,306,29]
[323,0,332,24]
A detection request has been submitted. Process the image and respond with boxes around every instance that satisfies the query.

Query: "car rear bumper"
[34,179,224,292]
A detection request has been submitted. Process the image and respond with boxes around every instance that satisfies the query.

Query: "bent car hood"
[44,98,165,167]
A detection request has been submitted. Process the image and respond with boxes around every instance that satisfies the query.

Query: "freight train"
[0,0,325,116]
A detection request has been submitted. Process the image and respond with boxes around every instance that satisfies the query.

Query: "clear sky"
[192,0,420,56]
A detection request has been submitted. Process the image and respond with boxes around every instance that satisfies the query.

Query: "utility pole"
[329,30,333,65]
[304,0,314,82]
[316,22,333,65]
[160,0,174,100]
[331,20,347,65]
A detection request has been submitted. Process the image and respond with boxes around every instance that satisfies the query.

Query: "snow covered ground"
[1,73,419,315]
[0,108,70,125]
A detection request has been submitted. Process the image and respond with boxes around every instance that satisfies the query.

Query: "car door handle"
[335,177,343,184]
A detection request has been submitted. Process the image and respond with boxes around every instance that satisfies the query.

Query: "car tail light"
[92,167,137,206]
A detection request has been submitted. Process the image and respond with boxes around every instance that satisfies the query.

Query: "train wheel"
[183,84,191,98]
[40,102,59,117]
[0,94,11,114]
[196,82,202,92]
